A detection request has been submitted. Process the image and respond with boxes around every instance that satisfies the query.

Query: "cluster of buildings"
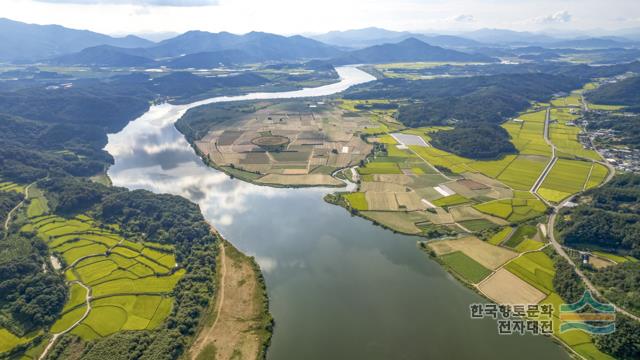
[582,128,640,173]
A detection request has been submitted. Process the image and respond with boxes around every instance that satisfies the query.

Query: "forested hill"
[556,173,640,257]
[587,76,640,106]
[429,123,517,159]
[0,70,228,358]
[346,73,581,126]
[331,37,496,65]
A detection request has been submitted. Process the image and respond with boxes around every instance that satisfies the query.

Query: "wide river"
[106,67,569,359]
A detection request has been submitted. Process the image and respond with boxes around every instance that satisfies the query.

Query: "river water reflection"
[106,67,569,360]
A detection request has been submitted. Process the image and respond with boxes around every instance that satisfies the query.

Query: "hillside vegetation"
[556,173,640,257]
[588,76,640,106]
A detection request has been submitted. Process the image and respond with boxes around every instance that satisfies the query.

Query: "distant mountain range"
[0,18,153,63]
[1,18,637,67]
[310,27,483,49]
[49,31,344,68]
[313,27,639,49]
[330,38,496,65]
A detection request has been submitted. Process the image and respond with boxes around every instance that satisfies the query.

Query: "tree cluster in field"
[587,76,640,106]
[0,232,66,336]
[594,315,640,360]
[429,123,517,159]
[590,262,640,318]
[552,257,586,303]
[556,174,640,257]
[176,101,258,142]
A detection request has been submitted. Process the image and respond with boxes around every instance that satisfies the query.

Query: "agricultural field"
[538,159,599,203]
[24,193,183,342]
[439,251,491,284]
[0,329,37,354]
[591,251,638,264]
[428,236,517,270]
[504,251,555,294]
[328,104,557,236]
[550,93,582,107]
[0,180,25,194]
[473,195,547,224]
[503,224,538,249]
[549,108,601,160]
[487,227,513,245]
[478,268,546,305]
[194,100,375,186]
[373,62,486,80]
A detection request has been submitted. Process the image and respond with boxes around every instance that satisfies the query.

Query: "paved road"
[532,105,639,321]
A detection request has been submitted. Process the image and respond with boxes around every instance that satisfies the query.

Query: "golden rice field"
[538,159,605,203]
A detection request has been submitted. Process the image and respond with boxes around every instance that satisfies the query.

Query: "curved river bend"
[106,67,569,359]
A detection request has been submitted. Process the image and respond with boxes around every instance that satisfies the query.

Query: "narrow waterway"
[106,67,569,359]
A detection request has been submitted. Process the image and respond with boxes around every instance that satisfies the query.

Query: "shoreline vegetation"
[190,240,273,360]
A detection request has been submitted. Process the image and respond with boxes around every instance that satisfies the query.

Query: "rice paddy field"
[538,159,603,203]
[333,104,558,236]
[0,180,25,194]
[0,329,37,354]
[507,253,613,359]
[439,251,491,284]
[487,227,513,245]
[550,93,582,107]
[473,197,547,224]
[23,190,183,342]
[549,108,601,160]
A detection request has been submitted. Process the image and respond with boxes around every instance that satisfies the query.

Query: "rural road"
[189,239,227,359]
[209,241,227,332]
[3,181,36,237]
[39,281,92,360]
[530,108,556,197]
[531,104,639,322]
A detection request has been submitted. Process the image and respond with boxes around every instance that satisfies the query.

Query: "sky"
[2,0,640,37]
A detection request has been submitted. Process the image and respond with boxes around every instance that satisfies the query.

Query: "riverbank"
[190,240,273,360]
[106,66,571,360]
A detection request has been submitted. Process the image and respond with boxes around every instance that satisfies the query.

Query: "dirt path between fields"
[189,240,271,360]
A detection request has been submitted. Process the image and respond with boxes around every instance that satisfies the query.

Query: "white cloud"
[536,10,572,24]
[453,14,475,22]
[33,0,219,6]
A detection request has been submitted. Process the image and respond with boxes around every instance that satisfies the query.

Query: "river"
[106,66,569,359]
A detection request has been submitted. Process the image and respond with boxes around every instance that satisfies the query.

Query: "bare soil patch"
[190,241,271,360]
[478,268,546,305]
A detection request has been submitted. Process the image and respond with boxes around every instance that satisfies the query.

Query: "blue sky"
[3,0,640,36]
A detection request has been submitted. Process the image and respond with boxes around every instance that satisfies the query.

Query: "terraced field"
[25,191,183,341]
[0,181,25,194]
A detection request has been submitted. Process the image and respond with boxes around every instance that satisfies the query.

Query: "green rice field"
[26,200,183,341]
[538,159,599,203]
[439,251,491,284]
[504,251,555,294]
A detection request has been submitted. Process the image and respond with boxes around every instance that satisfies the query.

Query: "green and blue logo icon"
[559,291,616,334]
